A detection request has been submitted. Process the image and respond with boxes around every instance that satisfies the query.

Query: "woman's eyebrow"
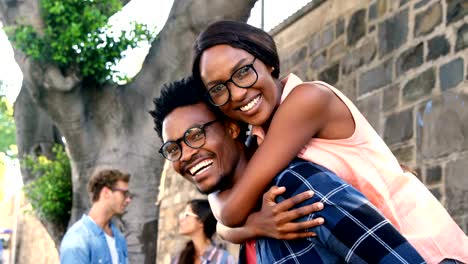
[205,57,250,87]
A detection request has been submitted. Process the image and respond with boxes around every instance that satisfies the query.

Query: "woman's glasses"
[180,210,199,219]
[206,57,258,106]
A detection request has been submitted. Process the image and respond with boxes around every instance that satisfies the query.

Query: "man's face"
[108,180,132,215]
[162,103,241,194]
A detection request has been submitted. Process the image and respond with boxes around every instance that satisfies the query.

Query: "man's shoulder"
[274,159,350,194]
[61,217,94,245]
[283,158,339,178]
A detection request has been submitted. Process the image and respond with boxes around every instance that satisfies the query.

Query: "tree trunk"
[2,0,257,262]
[13,84,66,248]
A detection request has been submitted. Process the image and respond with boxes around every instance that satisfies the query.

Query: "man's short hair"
[150,76,248,141]
[88,169,130,202]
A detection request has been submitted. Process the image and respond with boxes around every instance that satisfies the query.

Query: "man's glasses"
[206,57,258,106]
[111,187,133,199]
[159,120,219,161]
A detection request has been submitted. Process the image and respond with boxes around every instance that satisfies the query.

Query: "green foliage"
[23,145,72,224]
[0,81,16,158]
[7,0,154,85]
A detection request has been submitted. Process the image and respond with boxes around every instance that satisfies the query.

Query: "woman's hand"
[246,186,325,240]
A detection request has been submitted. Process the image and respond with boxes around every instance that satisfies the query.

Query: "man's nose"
[179,142,198,162]
[228,82,247,102]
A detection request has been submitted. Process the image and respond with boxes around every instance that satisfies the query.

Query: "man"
[60,169,132,264]
[150,77,424,263]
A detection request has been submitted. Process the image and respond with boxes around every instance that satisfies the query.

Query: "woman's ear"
[225,121,240,139]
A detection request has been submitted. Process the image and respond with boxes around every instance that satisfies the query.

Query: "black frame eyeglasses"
[206,57,258,106]
[159,120,219,161]
[111,187,133,199]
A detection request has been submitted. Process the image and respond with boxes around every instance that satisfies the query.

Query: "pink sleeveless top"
[253,74,468,264]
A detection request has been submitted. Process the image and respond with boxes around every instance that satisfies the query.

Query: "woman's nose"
[228,82,248,102]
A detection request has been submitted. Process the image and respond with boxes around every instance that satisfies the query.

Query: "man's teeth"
[189,159,213,175]
[240,95,260,112]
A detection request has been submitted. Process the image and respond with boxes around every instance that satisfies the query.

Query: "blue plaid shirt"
[240,159,424,264]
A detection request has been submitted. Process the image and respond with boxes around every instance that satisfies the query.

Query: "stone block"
[415,2,442,37]
[322,25,335,48]
[308,33,322,55]
[318,63,340,85]
[329,40,346,62]
[440,57,464,91]
[336,76,357,102]
[427,35,450,61]
[357,93,382,132]
[378,9,409,57]
[455,23,468,52]
[342,39,376,75]
[429,186,443,201]
[384,109,413,145]
[417,93,468,159]
[402,68,435,103]
[426,165,442,185]
[414,167,423,181]
[414,0,431,9]
[446,0,468,25]
[396,42,424,76]
[445,156,468,216]
[383,84,400,111]
[336,18,345,37]
[347,9,366,46]
[369,2,377,21]
[310,51,327,70]
[359,58,392,95]
[289,45,308,66]
[391,144,414,164]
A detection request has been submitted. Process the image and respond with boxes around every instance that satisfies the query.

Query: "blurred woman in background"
[172,199,235,264]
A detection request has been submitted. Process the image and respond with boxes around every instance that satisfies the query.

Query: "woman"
[172,199,235,264]
[191,20,468,263]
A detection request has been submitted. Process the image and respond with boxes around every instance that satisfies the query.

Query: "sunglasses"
[180,210,199,219]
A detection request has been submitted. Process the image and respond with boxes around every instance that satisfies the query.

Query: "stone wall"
[271,0,468,231]
[0,193,59,264]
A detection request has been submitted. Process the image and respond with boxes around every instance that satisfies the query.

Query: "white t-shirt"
[105,233,119,264]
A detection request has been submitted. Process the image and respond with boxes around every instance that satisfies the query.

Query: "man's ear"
[225,120,240,139]
[101,186,111,199]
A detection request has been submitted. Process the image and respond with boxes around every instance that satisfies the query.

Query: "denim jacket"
[60,214,128,264]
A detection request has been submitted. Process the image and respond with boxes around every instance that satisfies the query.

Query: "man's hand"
[246,186,325,240]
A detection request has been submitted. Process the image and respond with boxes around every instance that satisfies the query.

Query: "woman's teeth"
[240,95,260,112]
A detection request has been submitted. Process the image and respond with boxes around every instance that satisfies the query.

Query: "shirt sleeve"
[274,161,425,264]
[59,238,90,264]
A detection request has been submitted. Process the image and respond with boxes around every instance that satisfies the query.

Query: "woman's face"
[199,44,281,126]
[178,205,203,236]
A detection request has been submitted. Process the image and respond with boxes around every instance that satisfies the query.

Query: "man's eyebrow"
[205,57,249,87]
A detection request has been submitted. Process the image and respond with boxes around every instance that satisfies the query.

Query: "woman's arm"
[219,83,337,226]
[217,186,324,244]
